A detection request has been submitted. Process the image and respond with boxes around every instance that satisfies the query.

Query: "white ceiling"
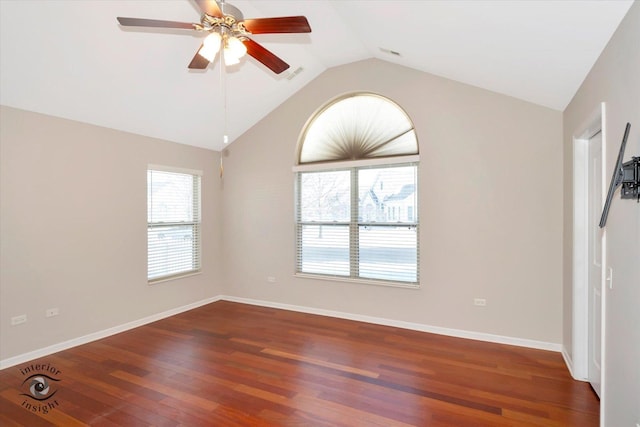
[0,0,633,151]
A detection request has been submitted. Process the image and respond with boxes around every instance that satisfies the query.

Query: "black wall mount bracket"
[599,123,639,228]
[620,156,640,201]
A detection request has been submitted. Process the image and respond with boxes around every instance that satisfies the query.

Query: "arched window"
[297,93,418,164]
[294,93,420,287]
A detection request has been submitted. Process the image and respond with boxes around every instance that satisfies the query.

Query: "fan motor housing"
[218,2,243,21]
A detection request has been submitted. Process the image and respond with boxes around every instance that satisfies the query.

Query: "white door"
[587,131,603,397]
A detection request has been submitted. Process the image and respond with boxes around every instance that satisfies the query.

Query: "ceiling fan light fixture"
[198,32,221,61]
[198,44,217,62]
[203,31,222,47]
[225,36,247,60]
[224,52,241,66]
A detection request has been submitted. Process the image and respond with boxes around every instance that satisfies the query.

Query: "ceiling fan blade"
[192,0,222,17]
[242,38,290,74]
[117,17,196,30]
[188,45,210,69]
[242,16,311,34]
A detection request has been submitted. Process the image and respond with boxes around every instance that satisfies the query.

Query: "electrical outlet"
[267,276,276,283]
[11,314,27,325]
[46,308,60,318]
[474,298,487,307]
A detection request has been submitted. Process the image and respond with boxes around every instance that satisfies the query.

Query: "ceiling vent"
[287,66,304,80]
[379,47,402,57]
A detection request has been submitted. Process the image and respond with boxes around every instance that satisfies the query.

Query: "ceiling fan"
[117,0,311,74]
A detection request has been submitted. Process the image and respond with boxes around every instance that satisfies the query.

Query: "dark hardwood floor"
[0,300,598,426]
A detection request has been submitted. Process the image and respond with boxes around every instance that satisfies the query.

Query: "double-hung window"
[147,166,201,283]
[296,163,418,284]
[294,92,420,287]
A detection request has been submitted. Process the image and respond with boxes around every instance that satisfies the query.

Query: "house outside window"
[147,166,202,283]
[294,92,420,287]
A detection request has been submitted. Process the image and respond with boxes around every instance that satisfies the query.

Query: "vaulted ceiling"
[0,0,633,151]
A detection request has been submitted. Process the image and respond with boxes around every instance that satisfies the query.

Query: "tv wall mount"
[599,122,640,228]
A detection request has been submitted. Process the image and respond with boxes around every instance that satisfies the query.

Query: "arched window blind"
[295,93,419,287]
[298,93,418,164]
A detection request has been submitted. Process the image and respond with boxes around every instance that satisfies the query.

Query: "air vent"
[379,47,402,57]
[287,66,304,80]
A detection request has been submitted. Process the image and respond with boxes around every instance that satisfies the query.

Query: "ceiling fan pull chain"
[220,39,228,178]
[221,39,229,146]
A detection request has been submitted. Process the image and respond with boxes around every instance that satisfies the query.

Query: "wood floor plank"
[109,370,219,412]
[261,348,380,378]
[0,301,598,426]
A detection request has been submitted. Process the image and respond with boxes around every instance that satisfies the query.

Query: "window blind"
[298,93,418,164]
[296,164,418,285]
[147,168,201,282]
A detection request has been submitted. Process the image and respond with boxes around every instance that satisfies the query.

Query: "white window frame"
[294,155,420,288]
[147,165,202,284]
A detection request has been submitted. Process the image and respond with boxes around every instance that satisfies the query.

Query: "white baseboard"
[0,296,222,370]
[220,295,563,352]
[561,344,588,382]
[562,345,576,378]
[1,294,563,370]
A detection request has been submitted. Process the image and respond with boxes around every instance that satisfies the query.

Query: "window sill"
[294,273,420,290]
[148,270,201,285]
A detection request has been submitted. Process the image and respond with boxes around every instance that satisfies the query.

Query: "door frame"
[572,103,607,403]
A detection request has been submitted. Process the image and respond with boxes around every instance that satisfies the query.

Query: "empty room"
[1,1,638,426]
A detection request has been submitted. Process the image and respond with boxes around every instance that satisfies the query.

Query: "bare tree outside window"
[300,170,350,222]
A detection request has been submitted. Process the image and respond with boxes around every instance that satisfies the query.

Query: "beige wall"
[0,58,569,364]
[221,59,563,344]
[0,106,223,361]
[562,2,640,425]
